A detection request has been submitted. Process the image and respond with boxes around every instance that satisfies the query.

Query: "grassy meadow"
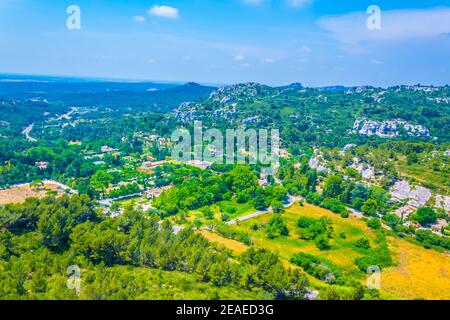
[203,201,449,300]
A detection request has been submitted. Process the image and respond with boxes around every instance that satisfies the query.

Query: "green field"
[184,199,256,225]
[230,203,384,277]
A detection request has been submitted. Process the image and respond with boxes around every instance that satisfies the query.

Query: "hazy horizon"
[1,72,449,89]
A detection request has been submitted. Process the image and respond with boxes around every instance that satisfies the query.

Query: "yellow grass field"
[381,237,450,300]
[0,182,67,205]
[199,230,249,255]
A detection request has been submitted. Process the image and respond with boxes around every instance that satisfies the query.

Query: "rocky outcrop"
[351,161,375,180]
[390,180,432,208]
[353,119,430,138]
[436,195,450,212]
[209,83,273,101]
[308,153,331,173]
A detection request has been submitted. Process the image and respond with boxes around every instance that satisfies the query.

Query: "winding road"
[22,124,38,142]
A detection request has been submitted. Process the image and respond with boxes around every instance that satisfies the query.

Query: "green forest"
[0,80,449,300]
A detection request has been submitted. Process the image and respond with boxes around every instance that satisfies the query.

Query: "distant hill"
[0,75,217,112]
[317,86,350,92]
[58,82,217,112]
[175,82,450,146]
[278,83,304,90]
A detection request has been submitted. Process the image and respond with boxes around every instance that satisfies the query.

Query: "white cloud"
[370,59,383,65]
[148,5,179,19]
[318,7,450,45]
[133,16,145,23]
[147,59,156,64]
[301,45,312,52]
[234,54,245,61]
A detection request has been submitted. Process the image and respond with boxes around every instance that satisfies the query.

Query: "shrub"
[222,192,232,201]
[338,232,346,239]
[354,237,371,249]
[202,208,214,220]
[319,285,364,301]
[315,235,330,251]
[272,200,285,213]
[340,212,349,218]
[214,222,253,246]
[266,214,289,239]
[236,192,250,204]
[411,207,437,226]
[305,192,323,205]
[367,218,381,230]
[382,213,401,229]
[361,199,378,216]
[225,206,237,214]
[354,256,379,272]
[194,219,202,228]
[297,216,333,241]
[321,198,347,214]
[290,253,340,283]
[415,230,450,250]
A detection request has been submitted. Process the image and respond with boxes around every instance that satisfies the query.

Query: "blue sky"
[1,0,450,86]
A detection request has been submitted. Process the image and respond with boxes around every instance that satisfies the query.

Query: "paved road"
[22,124,38,142]
[227,195,302,225]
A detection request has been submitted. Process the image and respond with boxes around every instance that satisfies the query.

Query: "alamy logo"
[67,265,81,295]
[171,121,280,175]
[66,5,81,30]
[366,265,381,290]
[367,5,382,30]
